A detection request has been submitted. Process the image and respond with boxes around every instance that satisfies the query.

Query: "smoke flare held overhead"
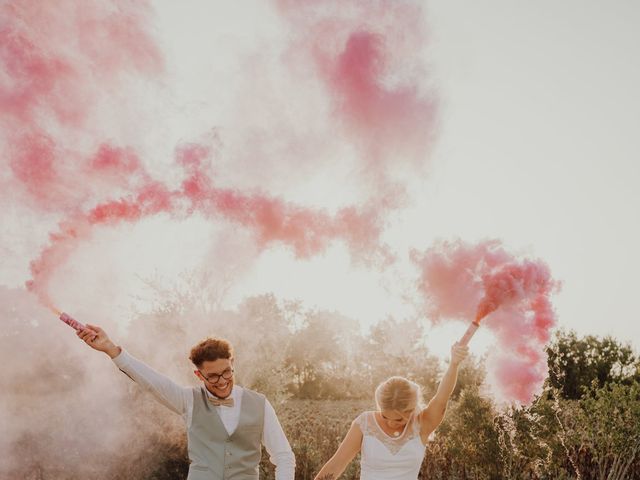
[412,239,559,404]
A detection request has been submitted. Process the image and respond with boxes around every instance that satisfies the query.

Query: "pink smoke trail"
[2,2,399,310]
[1,1,164,211]
[176,143,386,257]
[275,0,437,190]
[26,141,387,309]
[412,239,559,404]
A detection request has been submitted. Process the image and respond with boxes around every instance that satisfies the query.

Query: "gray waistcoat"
[187,387,265,480]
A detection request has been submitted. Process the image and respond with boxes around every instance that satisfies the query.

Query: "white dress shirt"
[112,349,295,480]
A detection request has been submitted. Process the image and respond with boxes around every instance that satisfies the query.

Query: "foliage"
[5,283,640,480]
[546,330,640,400]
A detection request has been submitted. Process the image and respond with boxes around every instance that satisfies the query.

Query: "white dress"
[354,411,426,480]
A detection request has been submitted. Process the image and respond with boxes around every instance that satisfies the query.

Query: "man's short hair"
[189,337,234,367]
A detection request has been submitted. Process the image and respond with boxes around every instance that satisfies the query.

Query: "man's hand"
[450,342,469,367]
[77,324,121,358]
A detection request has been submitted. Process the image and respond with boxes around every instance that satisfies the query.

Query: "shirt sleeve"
[262,399,295,480]
[112,349,192,422]
[352,411,368,433]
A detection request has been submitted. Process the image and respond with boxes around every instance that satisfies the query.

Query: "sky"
[152,0,640,352]
[2,0,639,362]
[418,0,640,349]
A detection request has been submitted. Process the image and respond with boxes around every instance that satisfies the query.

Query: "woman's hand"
[77,324,121,358]
[450,342,469,367]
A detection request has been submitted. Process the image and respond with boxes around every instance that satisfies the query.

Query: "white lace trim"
[356,411,421,455]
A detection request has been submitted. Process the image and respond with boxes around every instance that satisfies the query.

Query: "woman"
[314,342,468,480]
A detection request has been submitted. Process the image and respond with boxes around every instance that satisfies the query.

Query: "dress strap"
[411,413,421,436]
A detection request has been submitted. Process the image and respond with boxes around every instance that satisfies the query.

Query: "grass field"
[263,399,374,480]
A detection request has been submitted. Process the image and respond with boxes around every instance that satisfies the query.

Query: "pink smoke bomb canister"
[458,300,498,346]
[458,321,480,346]
[59,312,86,332]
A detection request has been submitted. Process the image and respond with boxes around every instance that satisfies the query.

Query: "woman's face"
[380,408,414,430]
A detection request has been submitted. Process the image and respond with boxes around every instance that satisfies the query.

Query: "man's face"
[195,358,234,398]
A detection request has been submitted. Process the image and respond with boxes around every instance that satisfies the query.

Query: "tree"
[425,386,503,480]
[285,310,360,399]
[357,317,440,398]
[546,330,640,400]
[575,382,640,479]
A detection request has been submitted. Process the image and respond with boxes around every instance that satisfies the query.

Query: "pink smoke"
[275,0,436,188]
[25,140,387,308]
[1,1,164,211]
[412,239,559,404]
[3,2,408,309]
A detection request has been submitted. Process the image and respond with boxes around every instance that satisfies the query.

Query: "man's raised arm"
[77,324,191,418]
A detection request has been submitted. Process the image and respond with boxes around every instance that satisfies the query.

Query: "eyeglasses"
[198,367,234,384]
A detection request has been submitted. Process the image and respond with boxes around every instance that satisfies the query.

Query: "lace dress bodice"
[354,411,426,480]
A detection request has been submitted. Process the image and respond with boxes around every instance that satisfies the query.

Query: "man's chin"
[212,383,232,398]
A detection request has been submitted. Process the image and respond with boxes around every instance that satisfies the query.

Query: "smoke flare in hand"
[59,312,86,332]
[412,239,559,403]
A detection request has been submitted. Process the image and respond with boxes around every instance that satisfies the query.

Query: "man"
[77,324,295,480]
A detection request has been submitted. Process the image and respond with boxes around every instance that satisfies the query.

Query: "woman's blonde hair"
[375,376,424,413]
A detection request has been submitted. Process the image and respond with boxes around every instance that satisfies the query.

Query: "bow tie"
[208,396,234,407]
